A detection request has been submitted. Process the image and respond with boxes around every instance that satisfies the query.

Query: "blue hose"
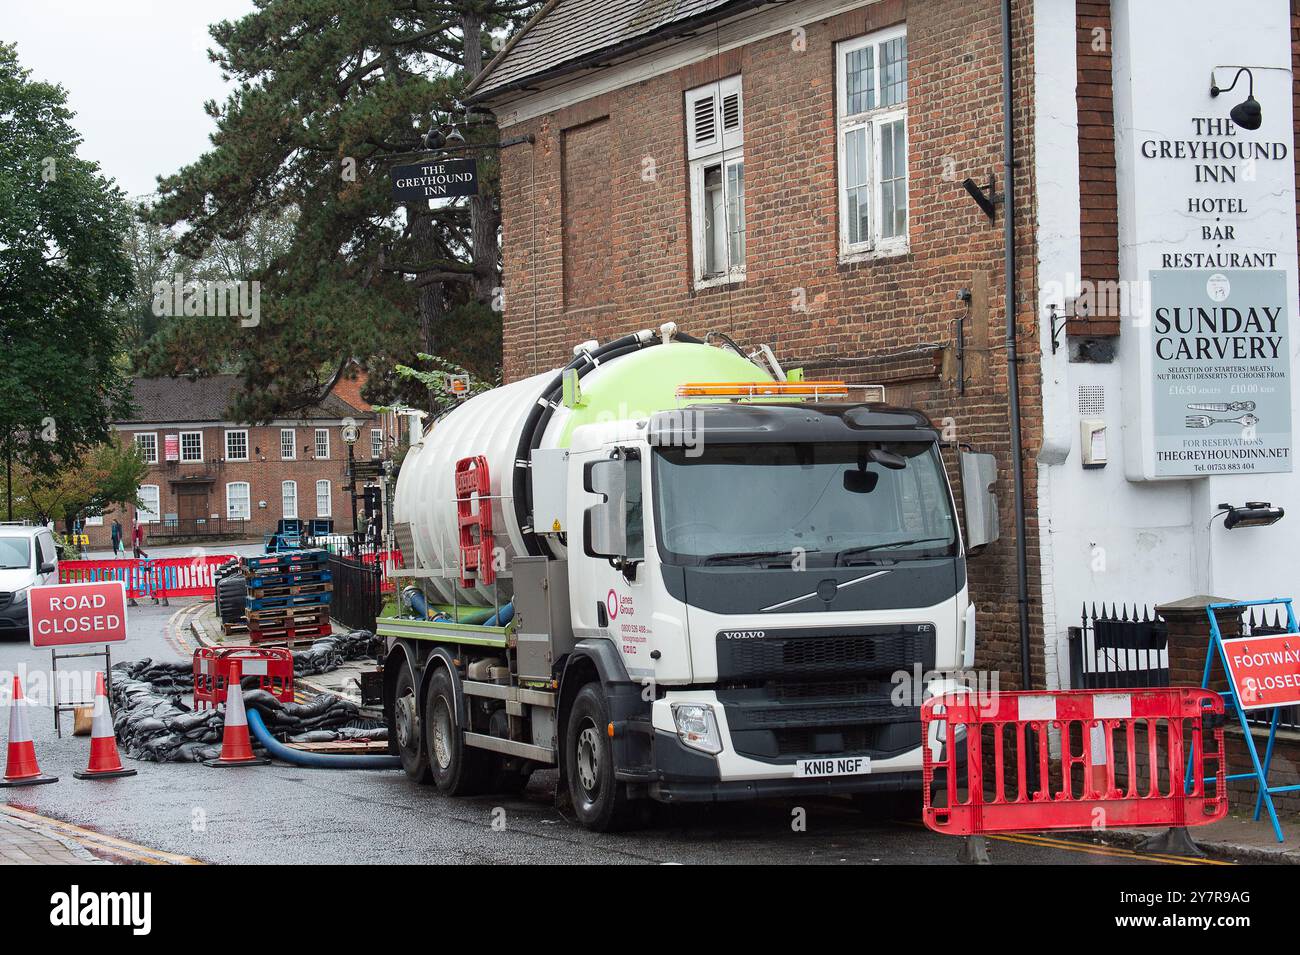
[246,707,402,769]
[485,601,514,627]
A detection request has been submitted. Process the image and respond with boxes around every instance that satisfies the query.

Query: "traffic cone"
[206,661,268,767]
[73,672,136,780]
[0,675,58,787]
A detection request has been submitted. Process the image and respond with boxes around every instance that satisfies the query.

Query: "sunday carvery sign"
[27,581,128,648]
[1221,633,1300,710]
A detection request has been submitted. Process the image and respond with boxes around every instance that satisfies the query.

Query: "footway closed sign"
[1222,634,1300,710]
[27,581,128,648]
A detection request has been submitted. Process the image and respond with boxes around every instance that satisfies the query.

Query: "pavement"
[0,811,109,865]
[0,590,1291,865]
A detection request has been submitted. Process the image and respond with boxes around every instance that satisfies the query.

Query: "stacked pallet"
[242,550,333,645]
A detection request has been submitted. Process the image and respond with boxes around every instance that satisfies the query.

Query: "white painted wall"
[1035,0,1299,685]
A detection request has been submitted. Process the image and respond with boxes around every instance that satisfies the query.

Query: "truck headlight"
[671,703,722,755]
[10,587,28,607]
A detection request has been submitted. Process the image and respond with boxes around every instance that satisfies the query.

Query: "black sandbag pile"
[242,689,387,744]
[110,659,224,763]
[293,630,380,677]
[108,652,386,762]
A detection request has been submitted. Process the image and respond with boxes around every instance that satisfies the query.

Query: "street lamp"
[342,421,360,548]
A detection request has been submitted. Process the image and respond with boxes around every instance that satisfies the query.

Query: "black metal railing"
[1067,604,1169,689]
[149,517,250,540]
[328,553,383,633]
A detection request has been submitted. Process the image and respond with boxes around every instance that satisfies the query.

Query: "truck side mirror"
[959,450,1000,553]
[583,458,630,560]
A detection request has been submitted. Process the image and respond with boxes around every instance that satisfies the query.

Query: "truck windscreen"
[651,442,957,567]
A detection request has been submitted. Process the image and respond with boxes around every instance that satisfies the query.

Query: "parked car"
[0,523,59,639]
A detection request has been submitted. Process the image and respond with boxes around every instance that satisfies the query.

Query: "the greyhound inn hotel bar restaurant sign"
[1114,0,1298,482]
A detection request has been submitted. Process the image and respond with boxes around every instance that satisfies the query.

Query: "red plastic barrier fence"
[454,455,495,587]
[58,559,153,598]
[921,687,1227,836]
[60,555,236,599]
[193,646,295,711]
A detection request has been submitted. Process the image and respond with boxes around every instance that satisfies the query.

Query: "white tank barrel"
[392,336,773,607]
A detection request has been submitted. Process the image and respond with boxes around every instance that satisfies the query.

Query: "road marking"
[0,805,203,865]
[904,820,1229,865]
[986,830,1230,865]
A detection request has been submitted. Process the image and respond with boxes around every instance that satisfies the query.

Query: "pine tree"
[147,1,536,421]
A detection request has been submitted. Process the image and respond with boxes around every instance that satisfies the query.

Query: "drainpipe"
[1001,0,1033,690]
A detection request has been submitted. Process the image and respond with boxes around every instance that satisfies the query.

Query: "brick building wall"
[495,0,1045,686]
[86,422,364,549]
[1073,0,1120,337]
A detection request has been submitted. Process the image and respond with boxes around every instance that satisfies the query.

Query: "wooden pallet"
[247,623,332,644]
[244,551,328,573]
[246,580,331,599]
[246,591,333,611]
[246,606,330,625]
[284,739,390,755]
[244,569,332,589]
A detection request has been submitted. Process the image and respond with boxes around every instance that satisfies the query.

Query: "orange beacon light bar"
[675,380,855,401]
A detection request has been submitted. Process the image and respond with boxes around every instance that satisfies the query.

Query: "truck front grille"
[715,625,935,763]
[716,624,935,682]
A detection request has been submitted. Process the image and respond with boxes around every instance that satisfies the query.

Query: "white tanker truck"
[379,325,1000,830]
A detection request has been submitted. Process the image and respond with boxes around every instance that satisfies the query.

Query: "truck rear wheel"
[393,659,431,783]
[425,668,491,795]
[565,684,636,832]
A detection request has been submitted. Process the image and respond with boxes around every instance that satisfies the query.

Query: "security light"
[1210,67,1262,131]
[1217,501,1284,530]
[444,126,466,146]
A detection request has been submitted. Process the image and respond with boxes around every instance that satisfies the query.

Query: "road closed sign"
[1221,634,1300,710]
[27,581,128,648]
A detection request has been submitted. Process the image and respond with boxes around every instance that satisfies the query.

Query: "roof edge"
[465,0,771,107]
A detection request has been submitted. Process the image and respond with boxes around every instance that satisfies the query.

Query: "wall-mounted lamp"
[1216,501,1284,530]
[1210,67,1262,131]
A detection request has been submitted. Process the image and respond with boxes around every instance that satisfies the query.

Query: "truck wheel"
[565,684,636,832]
[425,668,491,795]
[393,659,431,783]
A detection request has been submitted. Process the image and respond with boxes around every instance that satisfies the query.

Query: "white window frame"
[226,482,251,521]
[282,480,298,519]
[314,428,330,460]
[371,428,383,460]
[836,25,909,261]
[137,485,161,524]
[316,480,332,518]
[686,75,746,289]
[134,432,158,465]
[225,429,249,462]
[280,428,296,460]
[179,430,204,463]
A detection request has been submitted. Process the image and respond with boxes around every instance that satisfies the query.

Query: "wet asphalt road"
[0,585,1199,865]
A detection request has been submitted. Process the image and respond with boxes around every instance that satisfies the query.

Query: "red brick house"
[467,0,1300,706]
[86,376,379,549]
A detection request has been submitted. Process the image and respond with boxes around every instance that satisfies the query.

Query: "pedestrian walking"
[132,519,148,560]
[110,518,123,558]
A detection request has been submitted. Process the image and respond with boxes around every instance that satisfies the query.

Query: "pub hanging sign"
[390,157,478,202]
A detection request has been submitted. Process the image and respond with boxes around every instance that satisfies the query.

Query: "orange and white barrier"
[73,672,137,780]
[0,675,57,787]
[205,661,268,768]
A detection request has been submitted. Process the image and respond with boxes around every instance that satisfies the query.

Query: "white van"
[0,523,59,638]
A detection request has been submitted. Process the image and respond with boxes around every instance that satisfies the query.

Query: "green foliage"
[7,441,147,528]
[143,1,534,422]
[0,43,135,477]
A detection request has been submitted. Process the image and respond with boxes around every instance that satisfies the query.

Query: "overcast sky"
[5,0,256,199]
